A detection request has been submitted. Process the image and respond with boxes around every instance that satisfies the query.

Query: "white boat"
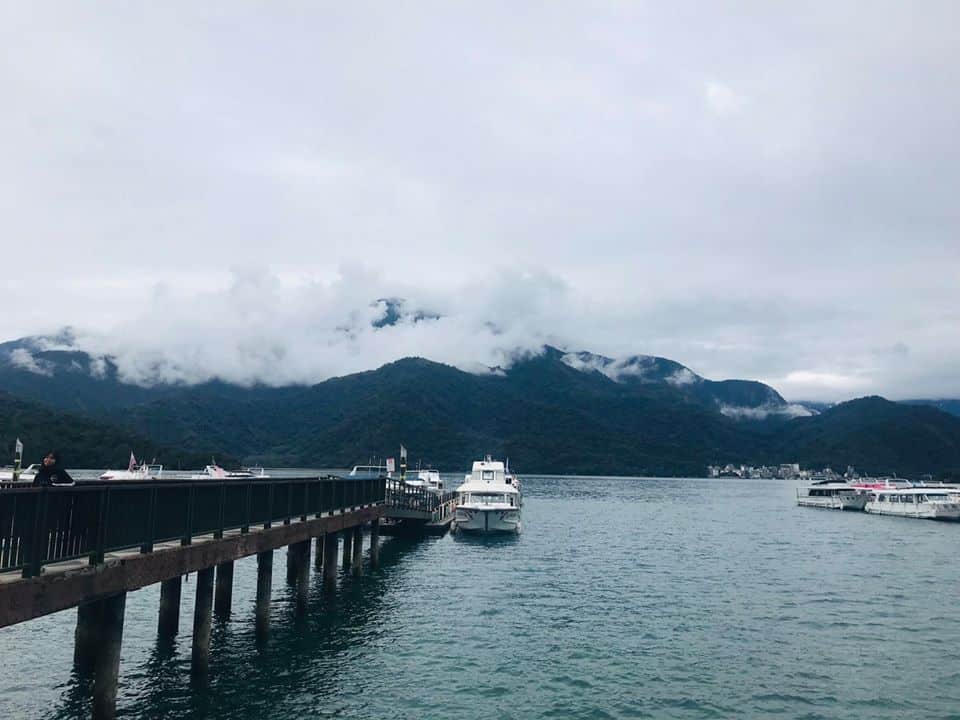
[190,464,270,480]
[348,463,393,480]
[453,457,522,534]
[864,486,960,520]
[796,480,867,511]
[0,463,39,483]
[403,468,445,494]
[100,463,164,481]
[100,452,164,481]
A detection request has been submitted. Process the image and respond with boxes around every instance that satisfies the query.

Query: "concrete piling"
[341,529,353,569]
[255,550,273,638]
[370,518,380,568]
[191,566,215,682]
[74,601,101,675]
[314,535,324,572]
[157,576,182,637]
[91,593,126,720]
[294,540,311,609]
[214,561,234,619]
[351,526,363,575]
[322,532,338,590]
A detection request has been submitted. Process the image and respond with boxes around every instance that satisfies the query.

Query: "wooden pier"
[0,475,384,719]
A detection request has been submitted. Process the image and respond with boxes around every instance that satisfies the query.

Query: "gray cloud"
[1,2,958,402]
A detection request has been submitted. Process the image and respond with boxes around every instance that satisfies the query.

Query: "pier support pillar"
[370,518,380,569]
[256,550,273,638]
[214,561,234,619]
[191,566,215,683]
[293,539,311,610]
[341,529,353,569]
[314,534,324,571]
[158,576,182,638]
[74,601,101,675]
[286,544,298,584]
[322,532,338,590]
[351,526,363,575]
[92,592,126,720]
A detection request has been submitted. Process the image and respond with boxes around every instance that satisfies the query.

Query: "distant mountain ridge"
[1,333,959,477]
[0,391,232,470]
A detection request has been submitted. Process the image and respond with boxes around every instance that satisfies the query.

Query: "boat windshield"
[466,493,508,505]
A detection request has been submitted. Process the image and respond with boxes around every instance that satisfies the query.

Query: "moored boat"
[796,480,867,511]
[0,464,38,483]
[100,453,164,480]
[864,487,960,520]
[190,463,270,480]
[453,457,522,534]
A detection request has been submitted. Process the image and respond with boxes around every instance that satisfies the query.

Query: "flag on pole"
[128,451,138,472]
[400,445,407,461]
[15,438,23,457]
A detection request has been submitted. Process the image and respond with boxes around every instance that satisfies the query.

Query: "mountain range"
[1,334,959,477]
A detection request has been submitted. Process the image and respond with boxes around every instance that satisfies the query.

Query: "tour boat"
[100,464,164,481]
[864,487,960,520]
[453,457,522,534]
[795,480,867,511]
[404,468,445,494]
[0,464,38,482]
[348,463,393,480]
[190,463,270,480]
[100,452,164,481]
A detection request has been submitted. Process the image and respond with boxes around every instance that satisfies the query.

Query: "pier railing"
[384,478,457,516]
[0,476,384,578]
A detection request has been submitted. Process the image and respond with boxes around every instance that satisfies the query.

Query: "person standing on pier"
[33,451,75,486]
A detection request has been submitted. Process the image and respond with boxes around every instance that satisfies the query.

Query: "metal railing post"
[141,486,157,553]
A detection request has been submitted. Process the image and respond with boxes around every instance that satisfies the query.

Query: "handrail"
[384,478,457,515]
[0,475,385,578]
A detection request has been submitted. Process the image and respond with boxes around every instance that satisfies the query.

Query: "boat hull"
[454,507,521,534]
[796,494,867,511]
[864,502,960,520]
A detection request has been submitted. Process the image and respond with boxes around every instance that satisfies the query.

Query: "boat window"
[473,493,506,504]
[482,471,495,481]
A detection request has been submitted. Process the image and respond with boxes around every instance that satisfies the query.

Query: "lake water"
[2,476,959,719]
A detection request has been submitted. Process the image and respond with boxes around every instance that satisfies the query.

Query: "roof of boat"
[471,460,505,472]
[456,480,519,494]
[871,486,956,494]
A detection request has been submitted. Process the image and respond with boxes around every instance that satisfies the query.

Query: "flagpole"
[13,438,23,483]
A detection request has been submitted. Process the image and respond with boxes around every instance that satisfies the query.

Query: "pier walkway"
[0,475,384,719]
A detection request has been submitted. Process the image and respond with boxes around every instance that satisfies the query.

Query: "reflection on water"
[0,477,958,719]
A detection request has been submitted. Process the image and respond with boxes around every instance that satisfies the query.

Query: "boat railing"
[384,478,456,514]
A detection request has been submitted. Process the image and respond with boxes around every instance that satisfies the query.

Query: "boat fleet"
[797,478,960,521]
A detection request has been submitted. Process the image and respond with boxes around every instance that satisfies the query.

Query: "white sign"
[386,458,395,473]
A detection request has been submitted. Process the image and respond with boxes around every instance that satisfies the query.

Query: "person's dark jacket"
[33,463,75,487]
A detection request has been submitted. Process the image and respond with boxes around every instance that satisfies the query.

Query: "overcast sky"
[2,2,958,401]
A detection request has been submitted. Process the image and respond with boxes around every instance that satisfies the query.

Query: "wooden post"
[191,566,215,683]
[341,529,353,569]
[351,526,363,575]
[370,518,380,568]
[255,550,273,639]
[322,532,338,590]
[158,576,182,637]
[91,592,126,720]
[214,561,234,619]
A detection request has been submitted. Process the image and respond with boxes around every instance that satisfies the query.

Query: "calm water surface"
[2,476,959,719]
